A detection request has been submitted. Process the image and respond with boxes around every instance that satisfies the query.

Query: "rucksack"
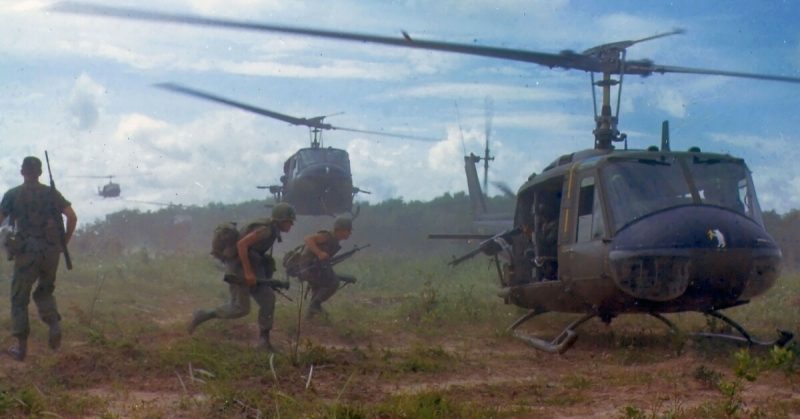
[211,222,240,262]
[282,244,305,277]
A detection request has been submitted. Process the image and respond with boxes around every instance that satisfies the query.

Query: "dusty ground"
[1,313,797,418]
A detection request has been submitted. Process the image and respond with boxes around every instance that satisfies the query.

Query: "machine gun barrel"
[448,227,520,267]
[45,151,72,270]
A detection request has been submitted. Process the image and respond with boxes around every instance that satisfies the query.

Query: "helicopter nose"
[608,206,781,306]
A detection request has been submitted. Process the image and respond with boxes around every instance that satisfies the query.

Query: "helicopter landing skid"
[693,310,794,347]
[507,310,595,354]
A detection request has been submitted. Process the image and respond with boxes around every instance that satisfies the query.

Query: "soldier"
[299,216,356,317]
[188,203,296,352]
[0,156,77,361]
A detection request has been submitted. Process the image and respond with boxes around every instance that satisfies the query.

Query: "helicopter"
[155,82,433,216]
[72,175,121,198]
[53,3,800,353]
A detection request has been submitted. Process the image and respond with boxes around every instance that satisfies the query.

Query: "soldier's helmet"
[333,216,353,231]
[271,203,297,222]
[21,156,42,176]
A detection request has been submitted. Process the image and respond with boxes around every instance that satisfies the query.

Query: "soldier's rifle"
[44,151,72,270]
[293,243,371,277]
[223,273,293,301]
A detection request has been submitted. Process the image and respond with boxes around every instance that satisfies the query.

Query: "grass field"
[0,251,798,418]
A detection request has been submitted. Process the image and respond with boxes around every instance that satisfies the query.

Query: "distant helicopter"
[72,175,121,198]
[155,82,434,216]
[54,3,800,353]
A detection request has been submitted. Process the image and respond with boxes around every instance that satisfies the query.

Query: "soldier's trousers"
[210,281,275,332]
[304,267,355,310]
[10,249,62,339]
[199,256,275,332]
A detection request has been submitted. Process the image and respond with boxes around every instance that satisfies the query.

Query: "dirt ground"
[1,313,797,418]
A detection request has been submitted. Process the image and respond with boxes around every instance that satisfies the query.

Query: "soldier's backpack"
[282,244,305,277]
[211,222,240,262]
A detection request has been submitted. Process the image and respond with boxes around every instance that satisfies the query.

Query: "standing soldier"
[188,203,296,352]
[0,156,77,361]
[299,216,356,318]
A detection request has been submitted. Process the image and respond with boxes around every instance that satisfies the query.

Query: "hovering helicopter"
[72,175,121,198]
[53,3,800,353]
[155,82,433,216]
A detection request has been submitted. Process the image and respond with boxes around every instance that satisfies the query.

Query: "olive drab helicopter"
[155,82,433,216]
[53,3,800,353]
[71,175,121,198]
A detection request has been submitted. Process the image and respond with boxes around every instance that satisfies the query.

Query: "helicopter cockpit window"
[687,158,762,223]
[575,177,605,242]
[602,157,692,232]
[324,149,351,171]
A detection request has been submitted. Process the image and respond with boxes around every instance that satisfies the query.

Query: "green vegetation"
[0,196,797,416]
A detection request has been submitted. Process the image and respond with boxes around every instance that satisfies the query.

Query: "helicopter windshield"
[294,148,351,173]
[602,156,761,232]
[686,157,762,223]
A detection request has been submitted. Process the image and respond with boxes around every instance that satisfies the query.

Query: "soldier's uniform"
[189,203,296,351]
[299,221,356,315]
[0,158,71,360]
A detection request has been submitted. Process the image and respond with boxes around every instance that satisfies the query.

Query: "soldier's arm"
[62,206,77,243]
[0,213,5,226]
[304,232,330,261]
[237,227,269,287]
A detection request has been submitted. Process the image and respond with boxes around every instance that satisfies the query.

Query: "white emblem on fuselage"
[707,229,726,248]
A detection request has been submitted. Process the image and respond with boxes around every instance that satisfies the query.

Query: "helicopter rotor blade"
[582,28,685,55]
[625,63,800,84]
[121,198,173,207]
[158,82,438,141]
[53,2,800,84]
[332,126,439,142]
[52,2,579,68]
[155,83,333,129]
[492,181,516,199]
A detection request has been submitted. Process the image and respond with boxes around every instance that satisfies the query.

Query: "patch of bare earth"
[1,319,798,417]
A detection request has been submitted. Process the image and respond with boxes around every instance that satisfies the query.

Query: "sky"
[1,0,800,226]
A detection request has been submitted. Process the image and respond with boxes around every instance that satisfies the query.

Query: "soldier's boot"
[256,329,276,353]
[187,310,215,335]
[48,322,62,351]
[8,338,27,362]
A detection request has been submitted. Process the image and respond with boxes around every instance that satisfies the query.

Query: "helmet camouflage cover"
[333,216,353,231]
[271,202,296,222]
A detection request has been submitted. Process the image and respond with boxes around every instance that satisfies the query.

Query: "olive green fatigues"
[299,231,356,311]
[0,183,70,339]
[199,220,280,333]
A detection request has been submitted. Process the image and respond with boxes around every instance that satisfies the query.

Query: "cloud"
[654,88,687,118]
[68,73,106,131]
[427,126,481,173]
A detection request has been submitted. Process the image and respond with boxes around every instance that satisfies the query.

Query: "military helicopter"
[53,3,800,353]
[155,82,433,216]
[72,175,121,198]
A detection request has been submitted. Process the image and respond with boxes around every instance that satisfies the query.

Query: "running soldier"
[0,156,77,361]
[299,216,356,317]
[188,203,296,352]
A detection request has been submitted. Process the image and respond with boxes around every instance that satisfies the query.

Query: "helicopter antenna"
[482,96,494,197]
